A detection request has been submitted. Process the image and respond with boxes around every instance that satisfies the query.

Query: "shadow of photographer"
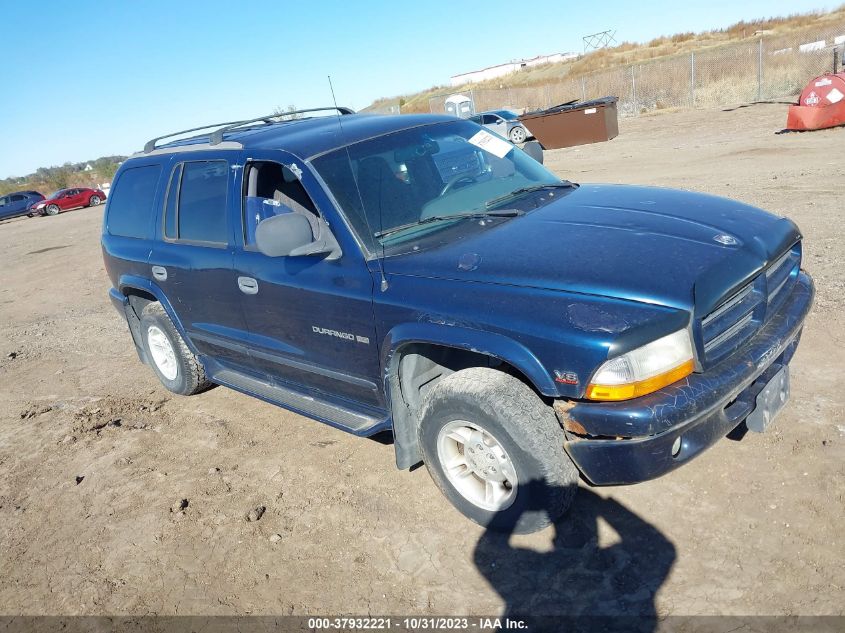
[474,482,676,632]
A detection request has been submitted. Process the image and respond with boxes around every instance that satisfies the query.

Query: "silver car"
[470,109,532,144]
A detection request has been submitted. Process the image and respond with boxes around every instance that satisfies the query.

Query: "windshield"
[494,110,519,120]
[312,119,565,253]
[48,190,65,199]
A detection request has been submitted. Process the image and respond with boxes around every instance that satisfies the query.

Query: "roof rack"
[142,106,356,154]
[144,119,251,154]
[207,106,355,146]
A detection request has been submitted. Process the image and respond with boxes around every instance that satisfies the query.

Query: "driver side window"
[242,161,321,247]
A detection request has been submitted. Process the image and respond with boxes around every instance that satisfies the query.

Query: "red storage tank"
[786,72,845,131]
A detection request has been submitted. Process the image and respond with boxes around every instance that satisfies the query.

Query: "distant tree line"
[0,155,126,196]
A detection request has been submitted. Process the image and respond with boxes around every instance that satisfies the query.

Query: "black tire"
[45,204,60,216]
[139,302,212,396]
[418,367,578,534]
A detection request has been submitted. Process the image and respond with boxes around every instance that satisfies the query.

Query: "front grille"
[766,247,801,312]
[701,242,801,362]
[704,311,754,354]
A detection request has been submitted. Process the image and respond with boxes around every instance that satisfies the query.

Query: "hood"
[383,184,801,315]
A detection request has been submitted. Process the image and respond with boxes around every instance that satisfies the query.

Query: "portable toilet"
[445,94,474,119]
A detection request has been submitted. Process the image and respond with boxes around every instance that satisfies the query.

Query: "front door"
[482,114,507,137]
[232,151,383,408]
[149,155,252,371]
[64,189,83,209]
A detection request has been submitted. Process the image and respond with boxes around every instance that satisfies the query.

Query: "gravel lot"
[0,104,843,618]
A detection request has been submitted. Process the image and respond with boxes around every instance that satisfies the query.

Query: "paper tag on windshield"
[468,129,513,159]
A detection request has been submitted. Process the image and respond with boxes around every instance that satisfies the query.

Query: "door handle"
[151,265,167,281]
[238,276,259,295]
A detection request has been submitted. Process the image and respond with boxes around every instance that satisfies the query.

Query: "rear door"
[149,154,252,372]
[232,150,383,408]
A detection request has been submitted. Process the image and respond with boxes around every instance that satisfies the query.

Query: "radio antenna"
[327,75,389,292]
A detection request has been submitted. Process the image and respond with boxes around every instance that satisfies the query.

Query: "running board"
[212,368,388,435]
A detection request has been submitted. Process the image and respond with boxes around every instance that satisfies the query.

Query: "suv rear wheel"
[418,367,578,534]
[140,302,212,395]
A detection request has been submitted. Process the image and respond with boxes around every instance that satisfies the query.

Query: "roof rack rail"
[208,106,355,146]
[142,107,355,154]
[144,119,251,154]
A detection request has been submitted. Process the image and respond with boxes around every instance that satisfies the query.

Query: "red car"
[32,187,106,216]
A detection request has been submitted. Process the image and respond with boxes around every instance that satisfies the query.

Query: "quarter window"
[107,164,162,239]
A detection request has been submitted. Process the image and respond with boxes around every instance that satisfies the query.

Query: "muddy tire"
[418,367,578,534]
[139,302,212,396]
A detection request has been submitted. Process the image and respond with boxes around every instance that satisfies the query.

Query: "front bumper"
[561,271,814,485]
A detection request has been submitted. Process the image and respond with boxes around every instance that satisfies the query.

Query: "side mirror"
[255,212,342,260]
[522,140,544,164]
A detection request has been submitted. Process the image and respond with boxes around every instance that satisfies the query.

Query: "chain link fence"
[426,23,845,117]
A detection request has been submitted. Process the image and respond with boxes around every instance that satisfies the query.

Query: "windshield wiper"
[485,181,576,209]
[374,209,523,239]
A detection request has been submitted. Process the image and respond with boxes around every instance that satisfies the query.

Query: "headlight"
[586,329,694,401]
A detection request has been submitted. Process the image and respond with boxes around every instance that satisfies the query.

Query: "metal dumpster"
[518,97,618,149]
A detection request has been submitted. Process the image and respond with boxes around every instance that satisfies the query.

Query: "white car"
[469,110,532,144]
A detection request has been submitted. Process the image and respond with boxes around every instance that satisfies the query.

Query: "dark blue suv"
[102,108,814,533]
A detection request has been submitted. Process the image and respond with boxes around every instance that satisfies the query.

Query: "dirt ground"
[0,104,843,618]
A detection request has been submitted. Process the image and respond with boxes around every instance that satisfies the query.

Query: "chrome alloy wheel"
[146,325,178,381]
[436,420,518,511]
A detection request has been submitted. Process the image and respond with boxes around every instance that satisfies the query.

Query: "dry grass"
[371,5,845,114]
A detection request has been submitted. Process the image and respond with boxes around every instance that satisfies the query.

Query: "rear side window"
[107,165,161,238]
[163,160,229,244]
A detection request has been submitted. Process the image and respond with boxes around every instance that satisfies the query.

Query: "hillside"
[0,156,125,196]
[367,5,845,113]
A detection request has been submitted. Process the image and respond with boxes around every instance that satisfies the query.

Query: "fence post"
[690,52,695,107]
[757,39,763,101]
[631,66,637,115]
[581,77,586,101]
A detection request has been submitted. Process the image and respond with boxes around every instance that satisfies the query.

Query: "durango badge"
[312,326,369,344]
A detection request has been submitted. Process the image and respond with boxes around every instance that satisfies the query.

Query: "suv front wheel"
[140,302,212,395]
[418,367,578,534]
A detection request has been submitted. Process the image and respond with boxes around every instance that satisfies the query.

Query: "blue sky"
[1,0,839,178]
